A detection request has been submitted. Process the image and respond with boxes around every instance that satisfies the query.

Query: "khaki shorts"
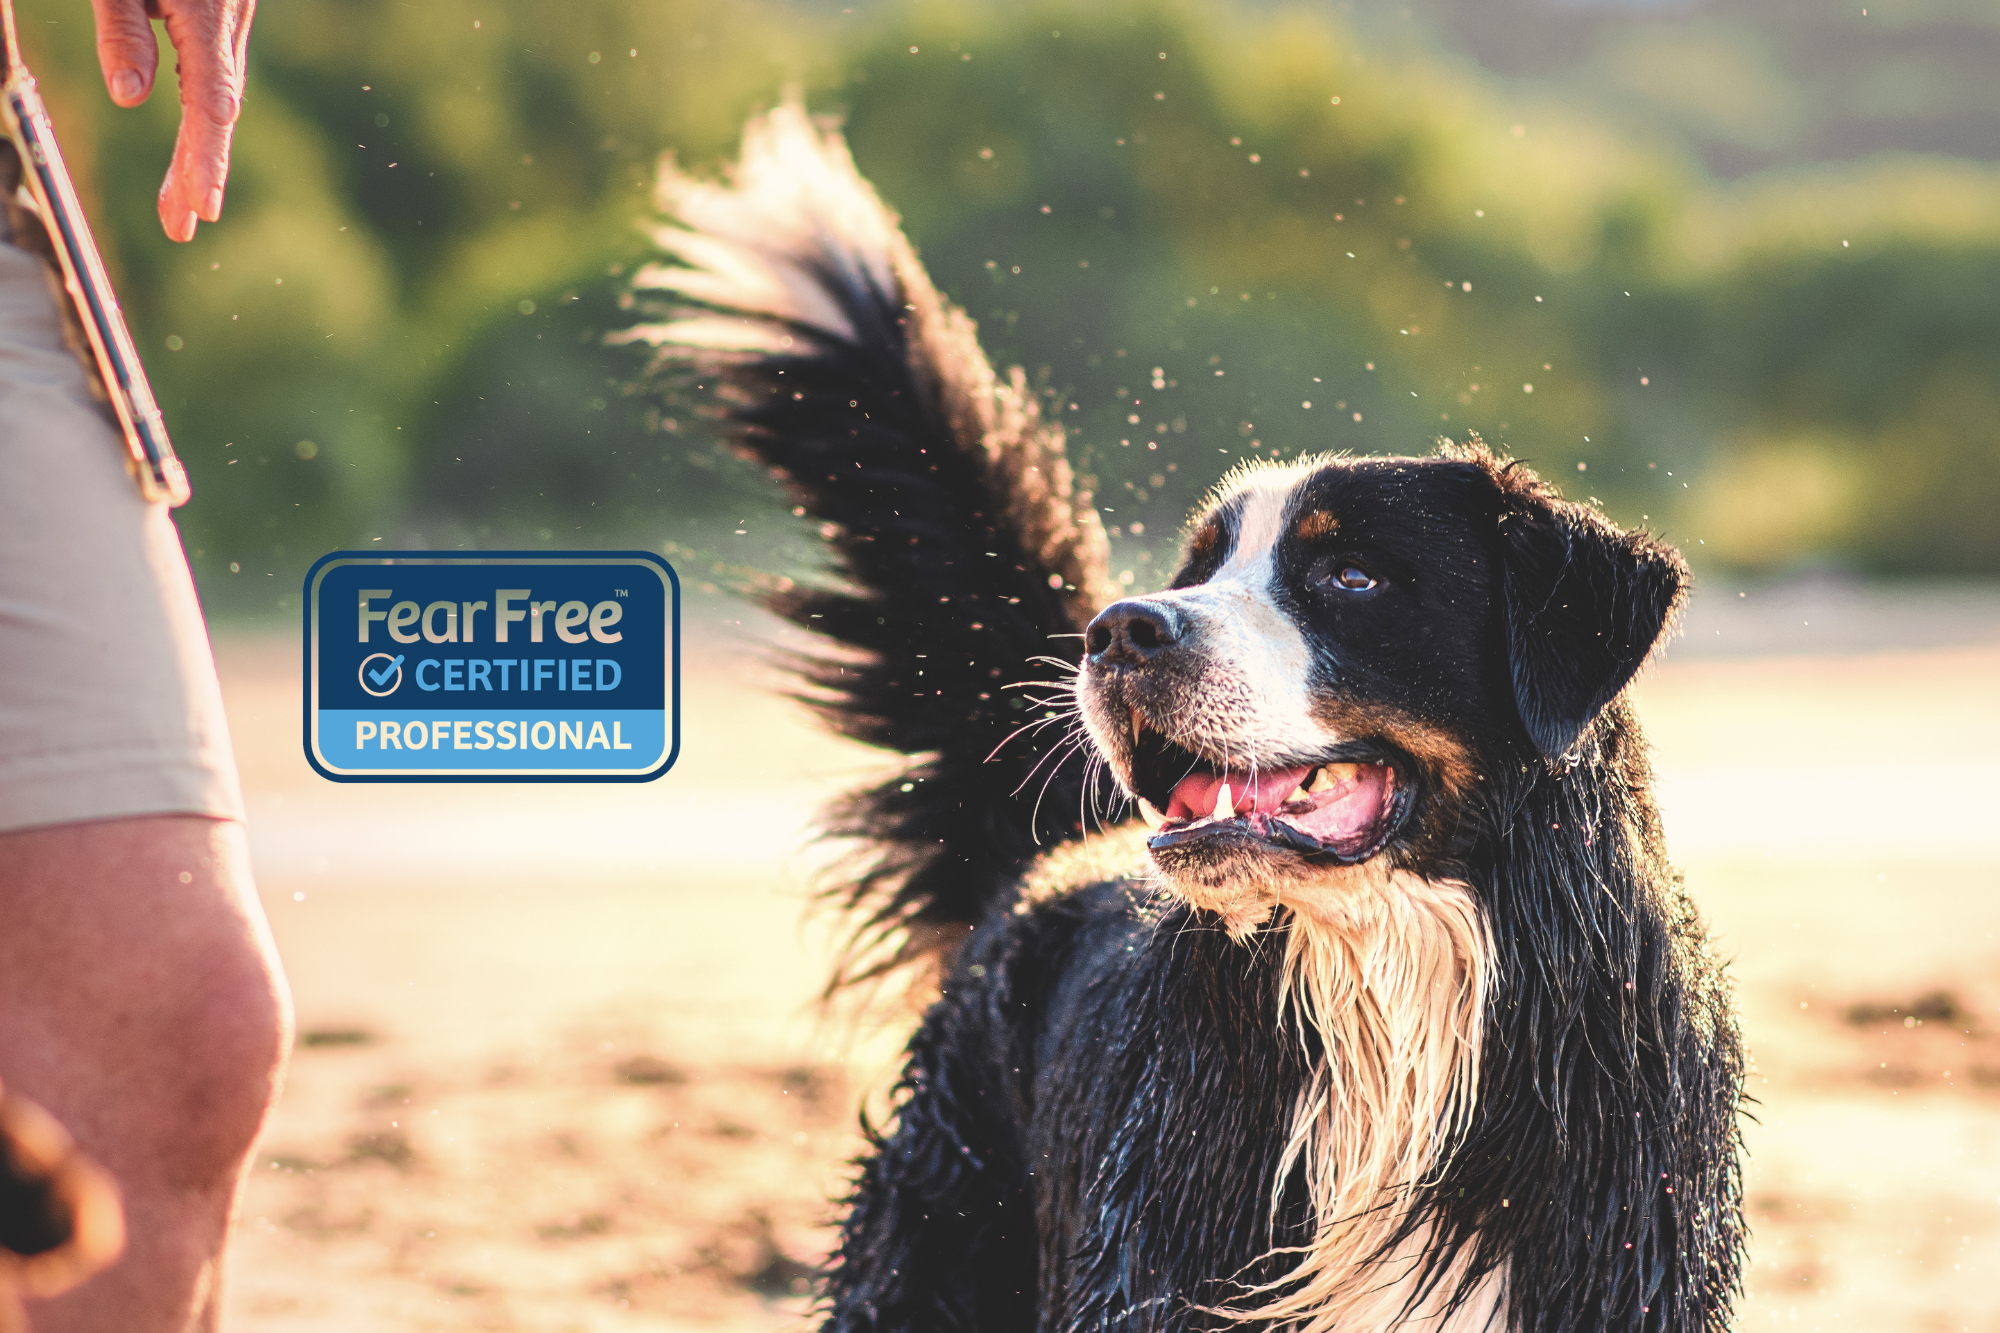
[0,233,243,833]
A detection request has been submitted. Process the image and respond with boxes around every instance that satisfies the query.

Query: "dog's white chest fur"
[1226,867,1506,1331]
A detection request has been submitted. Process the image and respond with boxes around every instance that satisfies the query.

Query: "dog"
[0,1082,123,1329]
[624,103,1746,1333]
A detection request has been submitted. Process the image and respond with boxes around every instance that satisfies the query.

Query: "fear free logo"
[304,552,679,782]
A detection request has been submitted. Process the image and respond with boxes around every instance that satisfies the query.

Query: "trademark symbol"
[615,589,628,597]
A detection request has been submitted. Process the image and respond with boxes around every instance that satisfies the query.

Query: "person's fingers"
[156,117,233,242]
[153,0,254,241]
[87,0,160,107]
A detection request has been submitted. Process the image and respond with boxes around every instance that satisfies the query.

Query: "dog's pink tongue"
[1165,767,1311,821]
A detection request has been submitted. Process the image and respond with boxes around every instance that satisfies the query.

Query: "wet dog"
[0,1082,123,1328]
[625,104,1745,1333]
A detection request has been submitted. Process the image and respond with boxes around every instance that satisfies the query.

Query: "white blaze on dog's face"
[1077,455,1501,930]
[1121,468,1346,760]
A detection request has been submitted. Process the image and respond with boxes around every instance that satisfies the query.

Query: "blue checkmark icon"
[358,652,405,696]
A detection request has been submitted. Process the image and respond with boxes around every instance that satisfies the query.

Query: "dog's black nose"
[1086,600,1178,667]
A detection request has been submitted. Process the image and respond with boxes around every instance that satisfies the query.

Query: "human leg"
[0,179,286,1330]
[0,817,289,1333]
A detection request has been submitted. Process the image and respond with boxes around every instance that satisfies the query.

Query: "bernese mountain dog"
[624,103,1746,1333]
[0,1081,123,1320]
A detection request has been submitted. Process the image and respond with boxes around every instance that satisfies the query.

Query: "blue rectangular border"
[302,550,681,783]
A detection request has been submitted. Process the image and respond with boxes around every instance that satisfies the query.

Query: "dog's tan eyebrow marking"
[1186,519,1223,562]
[1293,510,1339,542]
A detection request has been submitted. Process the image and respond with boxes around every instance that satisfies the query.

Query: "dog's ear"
[1497,495,1686,759]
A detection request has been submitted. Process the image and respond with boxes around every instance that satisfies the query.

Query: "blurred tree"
[18,0,2000,615]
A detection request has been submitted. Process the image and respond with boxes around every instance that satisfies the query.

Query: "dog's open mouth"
[1130,726,1412,864]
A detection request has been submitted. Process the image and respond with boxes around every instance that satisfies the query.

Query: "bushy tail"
[622,103,1122,983]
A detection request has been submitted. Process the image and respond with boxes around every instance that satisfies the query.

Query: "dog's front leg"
[822,947,1038,1332]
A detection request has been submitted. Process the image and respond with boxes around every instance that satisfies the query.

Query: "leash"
[0,0,189,506]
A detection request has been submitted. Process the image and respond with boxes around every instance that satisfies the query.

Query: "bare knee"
[0,815,293,1197]
[136,917,293,1192]
[105,821,293,1195]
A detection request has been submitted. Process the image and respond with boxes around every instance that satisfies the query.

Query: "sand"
[205,604,2000,1331]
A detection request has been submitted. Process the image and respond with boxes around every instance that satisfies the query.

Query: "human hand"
[86,0,255,242]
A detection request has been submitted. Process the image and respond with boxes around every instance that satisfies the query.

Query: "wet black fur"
[636,259,1113,965]
[0,1133,74,1258]
[830,884,1322,1332]
[634,159,1745,1331]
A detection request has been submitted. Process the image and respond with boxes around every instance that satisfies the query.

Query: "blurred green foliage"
[19,0,2000,616]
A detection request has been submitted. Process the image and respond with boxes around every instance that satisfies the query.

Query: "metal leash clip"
[0,0,188,506]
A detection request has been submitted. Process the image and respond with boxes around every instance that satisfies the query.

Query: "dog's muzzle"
[1081,599,1413,865]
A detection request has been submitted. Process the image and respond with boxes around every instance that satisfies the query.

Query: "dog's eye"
[1307,556,1381,596]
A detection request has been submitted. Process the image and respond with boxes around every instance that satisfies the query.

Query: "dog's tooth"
[1131,709,1144,746]
[1313,762,1358,791]
[1214,781,1234,820]
[1138,798,1166,827]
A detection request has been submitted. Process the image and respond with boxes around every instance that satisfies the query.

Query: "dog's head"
[1076,443,1686,930]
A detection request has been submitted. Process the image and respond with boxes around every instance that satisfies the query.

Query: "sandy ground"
[202,594,2000,1332]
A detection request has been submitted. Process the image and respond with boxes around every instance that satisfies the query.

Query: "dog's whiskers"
[1027,733,1095,841]
[986,708,1084,765]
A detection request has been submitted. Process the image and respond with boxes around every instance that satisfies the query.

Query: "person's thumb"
[87,0,159,106]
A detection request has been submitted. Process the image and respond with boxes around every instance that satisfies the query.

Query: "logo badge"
[304,552,679,781]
